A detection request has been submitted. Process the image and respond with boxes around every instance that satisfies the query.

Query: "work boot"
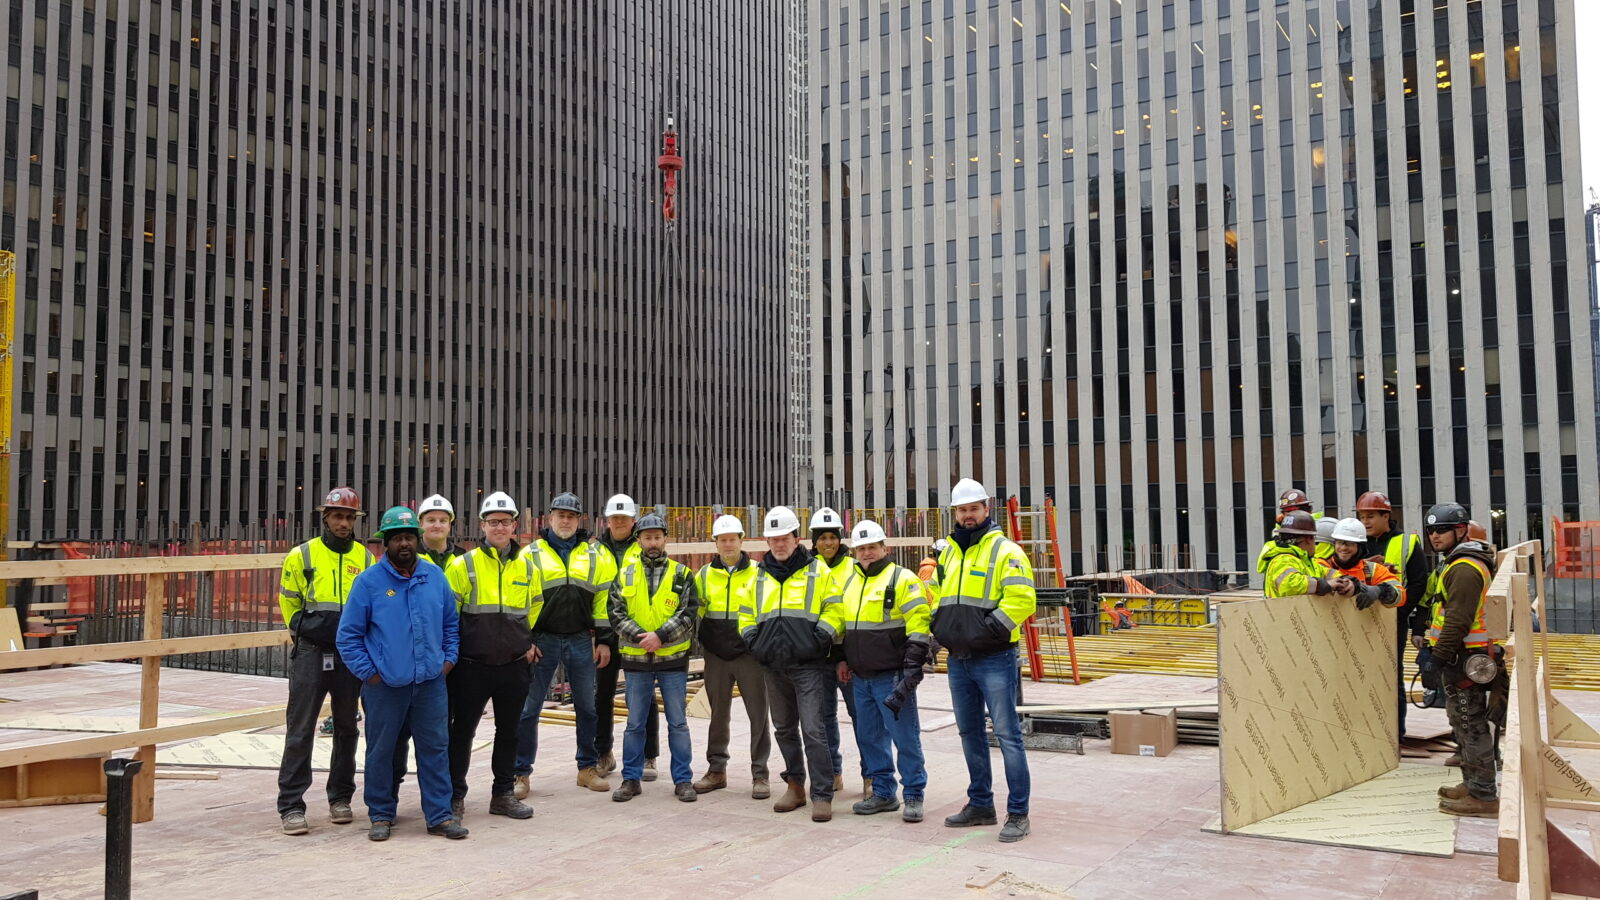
[643,758,658,782]
[833,774,844,793]
[489,794,534,819]
[451,798,465,821]
[693,771,728,794]
[751,779,771,800]
[1440,795,1499,818]
[612,779,642,803]
[280,812,309,836]
[999,814,1032,842]
[902,800,924,823]
[514,774,530,799]
[329,800,353,824]
[427,818,470,839]
[1438,782,1470,801]
[773,778,807,813]
[368,821,392,842]
[1445,753,1462,767]
[675,782,698,803]
[577,767,611,792]
[852,795,901,816]
[597,751,616,777]
[944,804,998,828]
[812,799,833,822]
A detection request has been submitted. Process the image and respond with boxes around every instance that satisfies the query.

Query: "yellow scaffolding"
[0,251,13,580]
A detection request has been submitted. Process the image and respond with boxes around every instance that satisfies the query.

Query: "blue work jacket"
[336,556,459,687]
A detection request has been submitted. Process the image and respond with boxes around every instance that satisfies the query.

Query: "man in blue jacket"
[336,506,468,842]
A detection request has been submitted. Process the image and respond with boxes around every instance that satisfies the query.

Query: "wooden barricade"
[0,553,289,822]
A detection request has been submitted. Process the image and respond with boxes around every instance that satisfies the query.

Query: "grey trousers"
[702,652,772,781]
[765,663,836,801]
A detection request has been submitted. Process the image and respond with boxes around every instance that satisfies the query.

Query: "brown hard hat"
[1278,489,1312,511]
[1356,490,1393,513]
[1277,510,1320,537]
[317,486,366,516]
[1468,520,1488,542]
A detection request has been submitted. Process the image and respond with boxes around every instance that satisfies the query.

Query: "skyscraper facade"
[810,0,1599,574]
[4,0,793,541]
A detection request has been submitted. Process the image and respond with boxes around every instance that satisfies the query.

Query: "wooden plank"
[0,553,285,580]
[1217,595,1398,832]
[0,706,291,768]
[0,629,290,670]
[1513,572,1551,896]
[0,608,20,653]
[1500,649,1523,882]
[133,572,164,823]
[154,768,219,781]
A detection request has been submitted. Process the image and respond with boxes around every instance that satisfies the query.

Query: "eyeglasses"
[483,518,516,527]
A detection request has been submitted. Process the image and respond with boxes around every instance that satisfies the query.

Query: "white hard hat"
[950,478,989,507]
[762,506,802,537]
[603,493,638,519]
[479,491,517,519]
[1331,517,1368,544]
[711,514,745,538]
[418,494,455,522]
[809,507,844,532]
[1316,516,1339,543]
[932,538,949,554]
[849,520,887,548]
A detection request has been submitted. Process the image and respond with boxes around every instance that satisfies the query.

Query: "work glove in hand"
[885,666,924,717]
[1354,584,1379,611]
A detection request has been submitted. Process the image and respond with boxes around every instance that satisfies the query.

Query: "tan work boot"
[514,775,530,800]
[577,767,611,792]
[693,771,728,794]
[833,774,844,793]
[643,758,658,782]
[1438,782,1470,801]
[773,778,807,813]
[1440,795,1499,817]
[597,752,616,777]
[1444,753,1461,767]
[751,779,771,800]
[812,799,833,822]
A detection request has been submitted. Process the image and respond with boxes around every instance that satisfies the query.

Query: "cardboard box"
[1110,708,1178,757]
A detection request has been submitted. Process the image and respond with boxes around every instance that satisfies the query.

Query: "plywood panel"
[1204,764,1460,856]
[1218,595,1398,831]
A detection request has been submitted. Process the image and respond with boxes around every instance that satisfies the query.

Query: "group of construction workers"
[1257,488,1506,818]
[273,479,1037,843]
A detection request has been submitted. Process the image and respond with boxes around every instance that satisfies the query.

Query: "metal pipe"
[104,757,143,900]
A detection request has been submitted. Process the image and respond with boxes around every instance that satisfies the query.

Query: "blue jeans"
[361,676,452,827]
[514,632,599,776]
[852,671,927,801]
[824,669,863,779]
[948,645,1030,815]
[622,669,693,785]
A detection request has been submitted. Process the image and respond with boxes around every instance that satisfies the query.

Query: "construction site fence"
[8,537,935,681]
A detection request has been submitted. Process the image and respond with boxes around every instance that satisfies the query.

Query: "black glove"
[1354,584,1379,611]
[885,666,925,717]
[902,640,931,671]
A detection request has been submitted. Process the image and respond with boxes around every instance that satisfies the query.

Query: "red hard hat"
[1278,489,1312,512]
[1468,520,1488,542]
[317,486,366,517]
[1277,510,1320,537]
[1356,491,1393,513]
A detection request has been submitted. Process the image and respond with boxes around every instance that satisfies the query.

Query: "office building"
[4,0,794,541]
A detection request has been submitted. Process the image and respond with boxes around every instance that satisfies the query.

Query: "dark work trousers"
[1444,675,1498,801]
[765,663,837,802]
[595,644,658,759]
[1395,612,1410,739]
[448,658,533,801]
[276,638,362,816]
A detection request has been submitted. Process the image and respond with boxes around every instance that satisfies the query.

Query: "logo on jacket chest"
[346,564,362,576]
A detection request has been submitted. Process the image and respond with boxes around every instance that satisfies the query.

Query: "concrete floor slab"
[0,664,1517,899]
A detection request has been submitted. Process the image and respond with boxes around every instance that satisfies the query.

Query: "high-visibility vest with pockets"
[616,558,693,664]
[1427,556,1491,649]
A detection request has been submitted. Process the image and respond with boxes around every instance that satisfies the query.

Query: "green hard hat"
[374,505,422,539]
